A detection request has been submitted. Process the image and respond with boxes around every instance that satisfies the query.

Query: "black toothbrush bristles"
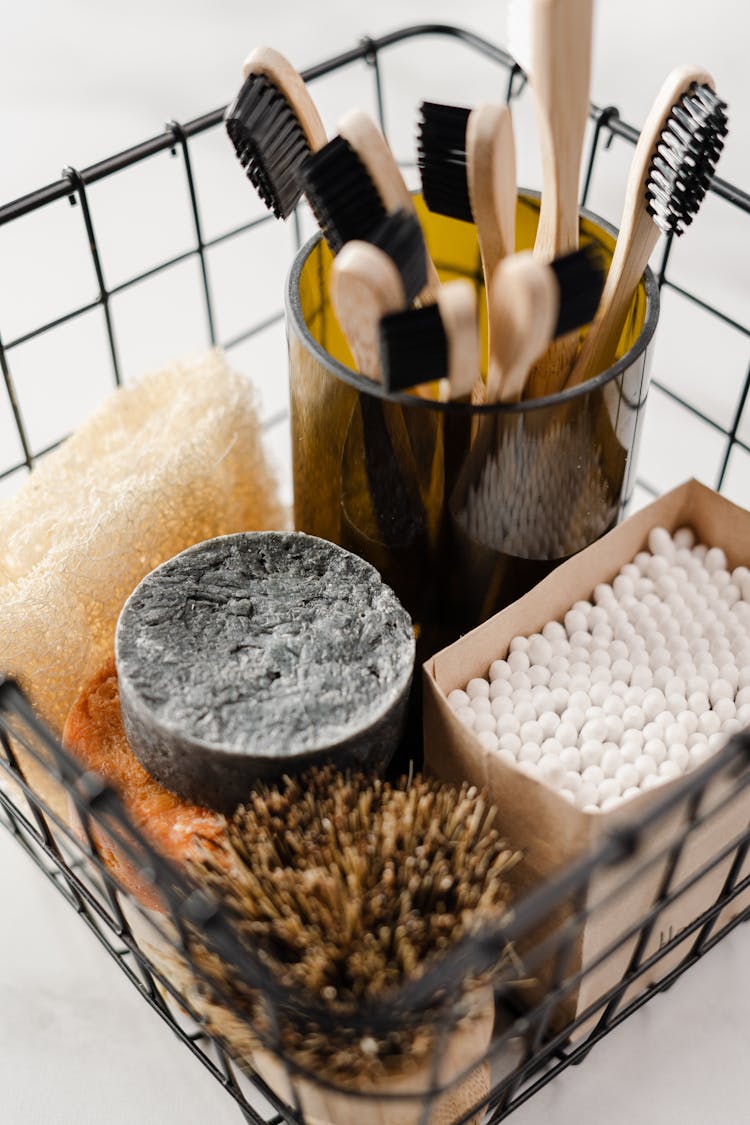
[367,211,428,305]
[647,82,728,236]
[225,72,311,219]
[380,305,448,393]
[549,244,606,338]
[300,136,387,253]
[417,101,473,223]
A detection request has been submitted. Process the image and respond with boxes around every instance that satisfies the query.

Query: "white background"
[0,2,749,1123]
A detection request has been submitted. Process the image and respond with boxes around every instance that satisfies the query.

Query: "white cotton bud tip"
[736,686,750,708]
[673,526,696,549]
[561,707,586,732]
[581,717,607,743]
[664,722,688,747]
[526,634,552,666]
[515,701,538,725]
[576,781,599,809]
[587,682,609,707]
[707,731,727,753]
[624,685,645,708]
[520,720,544,745]
[553,721,576,749]
[622,706,645,731]
[688,692,710,716]
[622,786,643,802]
[559,746,582,772]
[538,710,561,738]
[736,703,750,727]
[688,742,712,769]
[676,710,699,736]
[704,546,728,574]
[564,769,582,792]
[474,714,496,734]
[668,744,690,772]
[620,741,641,764]
[489,660,512,682]
[641,773,666,791]
[470,696,492,715]
[653,666,673,692]
[508,650,530,674]
[602,695,625,717]
[539,737,563,760]
[509,635,530,654]
[698,710,722,736]
[455,708,476,730]
[635,754,658,781]
[601,747,623,777]
[559,788,577,804]
[600,795,623,813]
[490,678,513,700]
[615,763,640,790]
[598,777,622,802]
[709,678,734,704]
[648,526,675,557]
[549,688,570,714]
[564,609,588,636]
[542,620,567,642]
[714,698,737,723]
[687,732,705,749]
[539,755,565,786]
[641,689,666,721]
[476,730,499,752]
[693,544,708,560]
[658,760,682,782]
[582,764,605,787]
[447,689,471,711]
[580,740,604,768]
[519,742,542,763]
[496,714,520,736]
[467,677,490,699]
[491,696,513,719]
[528,664,551,687]
[510,671,531,693]
[518,760,541,779]
[499,733,522,755]
[631,665,654,689]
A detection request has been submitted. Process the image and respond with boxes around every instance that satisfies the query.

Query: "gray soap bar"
[115,531,415,810]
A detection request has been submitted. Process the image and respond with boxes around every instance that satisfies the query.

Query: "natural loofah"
[0,349,285,814]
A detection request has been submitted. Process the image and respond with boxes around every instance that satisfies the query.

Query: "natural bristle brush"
[508,0,594,397]
[225,46,327,219]
[564,65,728,390]
[417,100,516,401]
[378,282,480,400]
[301,109,441,298]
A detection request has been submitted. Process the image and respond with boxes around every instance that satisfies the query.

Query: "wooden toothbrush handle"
[242,46,327,151]
[564,216,659,390]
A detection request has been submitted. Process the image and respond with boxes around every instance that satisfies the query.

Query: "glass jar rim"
[285,194,660,416]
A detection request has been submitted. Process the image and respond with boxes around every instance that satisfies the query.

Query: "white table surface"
[1,2,749,1122]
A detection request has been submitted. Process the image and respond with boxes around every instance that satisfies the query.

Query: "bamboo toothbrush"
[485,246,604,402]
[301,109,442,299]
[378,283,480,401]
[508,0,594,397]
[225,46,327,219]
[564,66,728,390]
[417,100,517,401]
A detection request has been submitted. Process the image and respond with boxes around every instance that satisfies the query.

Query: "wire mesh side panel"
[1,671,749,1125]
[1,22,750,1125]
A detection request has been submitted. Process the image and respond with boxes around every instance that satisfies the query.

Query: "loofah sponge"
[0,349,285,814]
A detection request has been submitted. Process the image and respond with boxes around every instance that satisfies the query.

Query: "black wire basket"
[1,24,750,1125]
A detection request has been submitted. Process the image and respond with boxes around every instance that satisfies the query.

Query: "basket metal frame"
[1,23,750,1125]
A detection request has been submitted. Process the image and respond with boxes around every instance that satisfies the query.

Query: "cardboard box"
[423,479,750,1032]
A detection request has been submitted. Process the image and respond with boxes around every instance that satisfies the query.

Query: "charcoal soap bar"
[115,531,415,810]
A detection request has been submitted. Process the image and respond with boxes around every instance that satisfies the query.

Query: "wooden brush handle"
[486,253,557,404]
[531,0,593,262]
[242,46,327,152]
[436,281,481,401]
[330,242,405,380]
[466,103,517,284]
[564,63,715,390]
[338,109,442,300]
